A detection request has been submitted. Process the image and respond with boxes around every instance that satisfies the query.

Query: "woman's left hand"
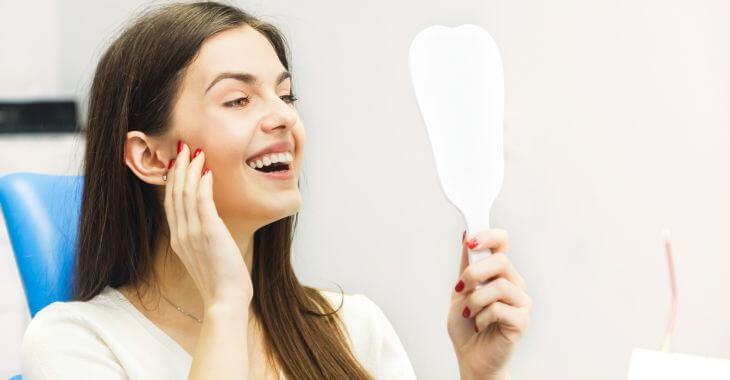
[447,229,532,380]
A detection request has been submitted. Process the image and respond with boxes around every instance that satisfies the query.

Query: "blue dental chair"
[0,173,84,380]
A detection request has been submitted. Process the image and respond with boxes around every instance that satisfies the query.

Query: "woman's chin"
[258,190,302,219]
[221,194,301,230]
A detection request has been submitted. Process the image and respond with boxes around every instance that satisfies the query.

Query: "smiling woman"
[18,2,417,380]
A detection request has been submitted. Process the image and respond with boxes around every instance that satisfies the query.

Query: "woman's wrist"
[460,372,510,380]
[458,361,510,380]
[204,296,250,320]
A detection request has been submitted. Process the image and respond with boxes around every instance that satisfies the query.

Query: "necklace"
[160,292,203,324]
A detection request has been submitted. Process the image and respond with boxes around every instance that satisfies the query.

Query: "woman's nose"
[260,95,297,132]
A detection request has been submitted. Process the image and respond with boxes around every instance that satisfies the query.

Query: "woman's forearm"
[188,300,250,379]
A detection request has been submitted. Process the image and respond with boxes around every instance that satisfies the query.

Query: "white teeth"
[246,151,294,169]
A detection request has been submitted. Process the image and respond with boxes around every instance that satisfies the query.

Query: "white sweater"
[20,285,417,379]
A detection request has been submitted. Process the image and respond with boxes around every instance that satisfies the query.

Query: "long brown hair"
[73,2,373,379]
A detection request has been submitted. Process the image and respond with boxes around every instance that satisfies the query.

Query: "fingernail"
[467,238,479,249]
[454,280,464,292]
[462,306,471,318]
[193,148,202,158]
[177,140,184,153]
[202,167,210,175]
[474,324,479,333]
[168,159,175,169]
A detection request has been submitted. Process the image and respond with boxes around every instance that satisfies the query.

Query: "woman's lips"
[246,160,294,180]
[245,140,294,163]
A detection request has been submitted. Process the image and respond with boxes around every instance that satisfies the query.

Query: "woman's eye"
[281,94,299,104]
[224,97,249,107]
[223,94,298,108]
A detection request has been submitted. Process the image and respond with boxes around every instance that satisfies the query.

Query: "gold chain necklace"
[160,292,203,324]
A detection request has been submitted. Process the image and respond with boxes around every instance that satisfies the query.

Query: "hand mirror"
[408,24,505,265]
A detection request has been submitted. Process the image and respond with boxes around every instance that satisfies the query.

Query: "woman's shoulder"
[316,288,381,320]
[315,288,396,341]
[21,288,128,379]
[24,287,117,332]
[314,288,418,379]
[22,300,96,361]
[24,287,124,333]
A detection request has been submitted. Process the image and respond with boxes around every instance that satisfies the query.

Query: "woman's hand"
[164,140,253,309]
[447,229,532,380]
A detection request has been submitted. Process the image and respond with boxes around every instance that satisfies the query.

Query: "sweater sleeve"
[356,294,418,380]
[20,302,128,380]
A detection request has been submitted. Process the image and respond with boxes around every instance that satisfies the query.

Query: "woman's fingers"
[183,148,206,244]
[457,252,526,294]
[464,277,531,318]
[457,228,508,279]
[163,157,178,247]
[466,228,509,254]
[473,301,530,339]
[197,166,221,236]
[173,142,190,243]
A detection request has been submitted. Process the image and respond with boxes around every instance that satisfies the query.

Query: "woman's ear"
[124,131,172,186]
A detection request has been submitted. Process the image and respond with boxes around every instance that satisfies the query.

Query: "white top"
[20,285,417,379]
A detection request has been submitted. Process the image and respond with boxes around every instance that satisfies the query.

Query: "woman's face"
[168,25,304,228]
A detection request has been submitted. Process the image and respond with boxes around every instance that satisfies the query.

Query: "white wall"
[1,1,729,379]
[0,0,59,97]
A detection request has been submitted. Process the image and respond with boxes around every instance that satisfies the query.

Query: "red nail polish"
[468,238,479,249]
[454,280,464,292]
[193,148,202,158]
[168,159,175,169]
[177,141,184,153]
[462,306,471,318]
[202,167,210,175]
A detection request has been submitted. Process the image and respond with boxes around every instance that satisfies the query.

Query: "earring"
[162,174,168,182]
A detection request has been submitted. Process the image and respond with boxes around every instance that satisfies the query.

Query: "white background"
[1,0,729,379]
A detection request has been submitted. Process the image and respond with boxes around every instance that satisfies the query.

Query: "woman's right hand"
[163,140,253,309]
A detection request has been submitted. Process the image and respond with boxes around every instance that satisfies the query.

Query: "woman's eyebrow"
[205,71,291,93]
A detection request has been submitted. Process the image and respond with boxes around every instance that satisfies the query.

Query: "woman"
[20,2,531,379]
